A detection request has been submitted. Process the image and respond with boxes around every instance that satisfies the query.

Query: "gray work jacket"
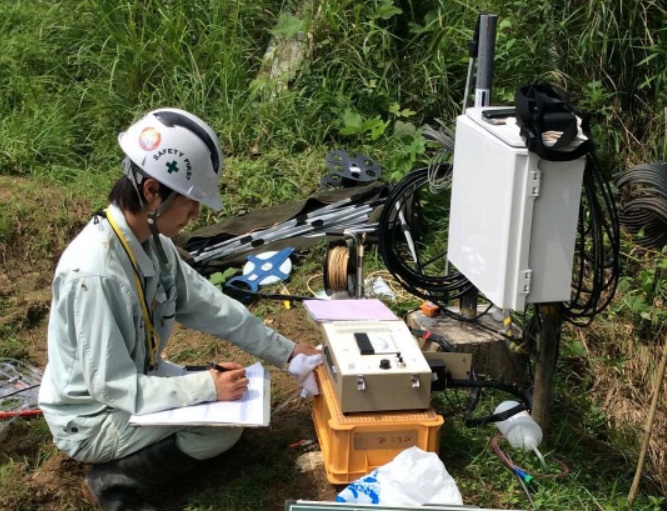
[38,204,295,446]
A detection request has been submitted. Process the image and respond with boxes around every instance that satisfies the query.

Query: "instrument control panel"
[321,320,432,413]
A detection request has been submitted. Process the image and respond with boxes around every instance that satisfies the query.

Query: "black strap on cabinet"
[465,401,527,427]
[515,84,594,162]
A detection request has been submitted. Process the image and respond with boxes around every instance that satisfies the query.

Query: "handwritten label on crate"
[353,429,418,450]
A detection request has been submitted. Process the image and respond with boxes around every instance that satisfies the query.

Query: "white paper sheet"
[129,362,270,427]
[303,298,398,321]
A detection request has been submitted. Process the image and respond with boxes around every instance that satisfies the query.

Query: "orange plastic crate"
[312,366,444,484]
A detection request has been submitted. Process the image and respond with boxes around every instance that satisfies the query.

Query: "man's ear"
[142,178,162,210]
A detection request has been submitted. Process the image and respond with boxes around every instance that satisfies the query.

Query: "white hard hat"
[118,108,223,210]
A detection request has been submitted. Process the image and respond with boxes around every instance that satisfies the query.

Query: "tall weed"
[0,0,665,178]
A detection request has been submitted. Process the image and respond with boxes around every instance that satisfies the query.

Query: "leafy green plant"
[338,102,426,179]
[613,252,667,335]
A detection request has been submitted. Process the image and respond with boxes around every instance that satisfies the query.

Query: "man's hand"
[209,362,249,401]
[289,343,320,361]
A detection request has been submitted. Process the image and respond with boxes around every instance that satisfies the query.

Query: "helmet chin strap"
[124,158,176,267]
[146,192,177,266]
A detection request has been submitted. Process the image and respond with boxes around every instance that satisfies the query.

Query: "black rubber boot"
[85,435,200,511]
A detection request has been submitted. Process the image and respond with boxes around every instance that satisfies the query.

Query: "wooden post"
[628,329,667,506]
[532,303,562,433]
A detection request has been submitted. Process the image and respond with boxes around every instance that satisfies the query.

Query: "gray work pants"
[57,409,243,463]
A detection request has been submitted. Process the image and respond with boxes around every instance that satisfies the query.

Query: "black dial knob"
[379,358,391,370]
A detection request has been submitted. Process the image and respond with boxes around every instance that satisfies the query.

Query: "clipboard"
[129,363,270,427]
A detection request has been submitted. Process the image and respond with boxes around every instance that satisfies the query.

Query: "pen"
[184,363,231,372]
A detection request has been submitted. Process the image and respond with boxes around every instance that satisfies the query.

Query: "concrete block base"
[407,308,529,386]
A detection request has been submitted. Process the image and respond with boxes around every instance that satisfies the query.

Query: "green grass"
[0,329,29,359]
[430,382,663,511]
[1,206,666,511]
[2,0,663,181]
[1,0,667,509]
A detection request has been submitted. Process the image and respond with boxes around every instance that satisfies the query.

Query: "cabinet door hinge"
[527,170,541,197]
[519,269,532,295]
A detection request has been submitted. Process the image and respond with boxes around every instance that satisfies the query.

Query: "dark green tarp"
[174,183,388,276]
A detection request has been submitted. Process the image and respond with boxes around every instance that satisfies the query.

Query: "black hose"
[380,158,620,326]
[378,165,471,303]
[616,161,667,249]
[562,153,621,325]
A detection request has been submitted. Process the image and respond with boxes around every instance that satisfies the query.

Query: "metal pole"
[460,13,497,317]
[394,200,420,270]
[193,204,375,263]
[474,14,497,107]
[193,195,381,258]
[462,15,481,113]
[459,289,479,320]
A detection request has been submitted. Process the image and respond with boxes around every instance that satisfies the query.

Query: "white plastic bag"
[336,447,463,506]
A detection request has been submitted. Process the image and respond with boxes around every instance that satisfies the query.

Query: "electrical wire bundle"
[616,161,667,249]
[378,165,472,304]
[0,358,42,425]
[422,119,455,193]
[562,154,621,325]
[379,157,619,327]
[322,241,356,296]
[490,434,570,510]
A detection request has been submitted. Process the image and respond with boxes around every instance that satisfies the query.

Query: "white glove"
[288,352,324,398]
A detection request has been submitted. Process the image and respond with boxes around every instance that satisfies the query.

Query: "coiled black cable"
[616,162,667,249]
[378,165,472,303]
[562,153,621,325]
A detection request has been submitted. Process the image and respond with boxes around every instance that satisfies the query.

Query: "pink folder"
[303,298,398,321]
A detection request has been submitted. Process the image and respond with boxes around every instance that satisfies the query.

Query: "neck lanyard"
[105,210,159,371]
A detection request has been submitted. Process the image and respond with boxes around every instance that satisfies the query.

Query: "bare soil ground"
[0,176,339,510]
[3,175,667,509]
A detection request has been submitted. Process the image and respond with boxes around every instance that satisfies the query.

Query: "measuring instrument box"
[312,367,444,484]
[448,107,586,311]
[321,320,432,413]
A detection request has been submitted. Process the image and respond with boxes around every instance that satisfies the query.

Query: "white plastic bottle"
[494,400,545,464]
[372,276,396,300]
